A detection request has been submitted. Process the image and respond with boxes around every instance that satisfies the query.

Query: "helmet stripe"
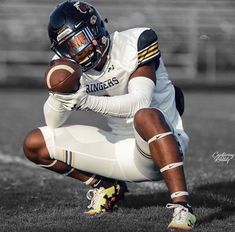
[84,27,94,40]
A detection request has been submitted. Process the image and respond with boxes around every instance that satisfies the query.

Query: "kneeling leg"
[134,108,188,203]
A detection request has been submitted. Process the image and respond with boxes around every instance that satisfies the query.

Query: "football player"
[23,0,196,230]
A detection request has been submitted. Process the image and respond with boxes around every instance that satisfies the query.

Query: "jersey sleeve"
[137,29,161,67]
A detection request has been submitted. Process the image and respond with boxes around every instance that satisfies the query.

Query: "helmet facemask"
[52,26,109,72]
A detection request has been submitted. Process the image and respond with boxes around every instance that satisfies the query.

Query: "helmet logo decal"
[73,1,90,14]
[101,36,108,45]
[90,15,97,25]
[74,22,82,28]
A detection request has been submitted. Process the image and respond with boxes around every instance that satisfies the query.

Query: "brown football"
[44,58,82,93]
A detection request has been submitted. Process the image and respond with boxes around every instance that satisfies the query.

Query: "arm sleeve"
[43,95,72,128]
[84,77,155,118]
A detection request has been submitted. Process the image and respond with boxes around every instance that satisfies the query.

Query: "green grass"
[0,89,234,231]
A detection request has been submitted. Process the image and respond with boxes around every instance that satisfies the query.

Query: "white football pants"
[39,124,188,182]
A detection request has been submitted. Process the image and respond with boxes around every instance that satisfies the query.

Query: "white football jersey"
[43,27,189,181]
[80,27,184,136]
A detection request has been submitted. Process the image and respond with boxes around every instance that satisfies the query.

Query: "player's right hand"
[50,86,88,111]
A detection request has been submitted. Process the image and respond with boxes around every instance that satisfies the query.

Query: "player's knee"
[134,108,164,129]
[23,128,46,163]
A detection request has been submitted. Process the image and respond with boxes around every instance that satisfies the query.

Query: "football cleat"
[85,181,127,215]
[166,203,196,230]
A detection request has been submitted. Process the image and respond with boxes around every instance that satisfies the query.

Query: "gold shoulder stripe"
[138,50,160,63]
[137,40,160,64]
[138,44,158,59]
[138,41,158,54]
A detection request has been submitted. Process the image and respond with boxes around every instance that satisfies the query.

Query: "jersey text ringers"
[86,77,119,93]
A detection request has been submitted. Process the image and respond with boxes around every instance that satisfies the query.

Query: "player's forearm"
[85,77,155,118]
[43,96,72,128]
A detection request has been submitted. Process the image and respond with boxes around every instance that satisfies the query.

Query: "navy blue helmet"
[48,0,109,71]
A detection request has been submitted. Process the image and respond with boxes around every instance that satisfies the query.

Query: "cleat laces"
[166,203,189,224]
[86,187,105,210]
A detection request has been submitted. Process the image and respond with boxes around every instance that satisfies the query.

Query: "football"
[44,58,82,93]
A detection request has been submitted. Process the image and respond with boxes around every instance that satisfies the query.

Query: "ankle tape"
[148,131,173,144]
[63,168,75,176]
[84,174,96,185]
[171,191,189,199]
[38,160,57,168]
[160,162,183,173]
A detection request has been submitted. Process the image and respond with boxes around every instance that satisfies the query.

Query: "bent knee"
[23,128,46,162]
[134,108,164,127]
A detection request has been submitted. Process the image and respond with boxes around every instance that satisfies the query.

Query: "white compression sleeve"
[43,95,72,128]
[85,77,155,118]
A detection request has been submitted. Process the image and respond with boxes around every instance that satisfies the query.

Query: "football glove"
[50,86,88,111]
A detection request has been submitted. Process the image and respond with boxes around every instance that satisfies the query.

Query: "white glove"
[51,86,88,111]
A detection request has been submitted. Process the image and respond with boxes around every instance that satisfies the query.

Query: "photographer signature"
[212,151,234,164]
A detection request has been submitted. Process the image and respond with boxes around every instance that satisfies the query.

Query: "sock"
[175,201,193,214]
[92,177,116,189]
[91,177,129,195]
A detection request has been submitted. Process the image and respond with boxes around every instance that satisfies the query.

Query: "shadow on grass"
[123,181,235,225]
[122,190,169,209]
[191,181,235,226]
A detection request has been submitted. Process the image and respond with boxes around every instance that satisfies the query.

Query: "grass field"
[0,88,234,232]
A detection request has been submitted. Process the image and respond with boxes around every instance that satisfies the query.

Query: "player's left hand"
[51,86,88,111]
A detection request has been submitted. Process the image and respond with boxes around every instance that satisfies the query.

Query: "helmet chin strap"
[93,36,110,71]
[76,35,110,72]
[100,35,110,58]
